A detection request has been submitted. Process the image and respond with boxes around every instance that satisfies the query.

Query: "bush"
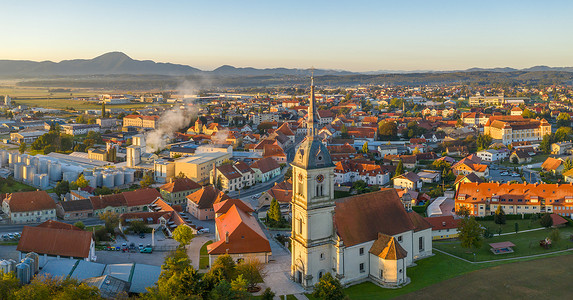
[412,200,431,214]
[94,228,110,243]
[540,213,553,228]
[550,228,561,242]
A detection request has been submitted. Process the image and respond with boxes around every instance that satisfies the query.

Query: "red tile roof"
[334,189,416,247]
[17,225,93,258]
[122,188,161,207]
[250,157,281,174]
[89,194,127,210]
[424,215,461,230]
[4,191,56,212]
[160,177,201,193]
[37,220,83,231]
[369,233,407,260]
[208,205,271,255]
[186,186,229,209]
[214,198,254,215]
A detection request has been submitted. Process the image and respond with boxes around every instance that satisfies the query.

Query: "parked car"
[512,173,520,177]
[139,244,144,250]
[139,232,145,239]
[501,172,509,176]
[140,246,153,254]
[198,228,210,234]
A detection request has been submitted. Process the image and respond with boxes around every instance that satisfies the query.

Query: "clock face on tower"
[298,173,304,183]
[316,174,324,183]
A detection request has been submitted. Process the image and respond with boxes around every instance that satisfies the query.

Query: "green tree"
[395,160,404,176]
[539,133,555,154]
[521,108,536,118]
[511,155,519,164]
[100,211,119,234]
[18,142,27,154]
[378,121,398,138]
[204,254,237,287]
[127,220,150,234]
[556,112,571,127]
[312,272,346,300]
[146,248,203,299]
[514,222,519,233]
[261,288,275,300]
[476,134,493,151]
[362,142,369,154]
[172,225,194,248]
[550,228,561,242]
[458,216,484,251]
[140,173,155,188]
[267,198,282,226]
[0,270,20,299]
[236,259,266,290]
[73,221,86,230]
[340,123,348,138]
[73,174,90,189]
[54,180,70,197]
[540,213,553,228]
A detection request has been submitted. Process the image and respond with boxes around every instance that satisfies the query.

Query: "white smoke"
[211,128,229,145]
[145,79,208,152]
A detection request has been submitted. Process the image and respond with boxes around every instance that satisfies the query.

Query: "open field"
[434,226,573,262]
[0,86,173,110]
[397,254,573,299]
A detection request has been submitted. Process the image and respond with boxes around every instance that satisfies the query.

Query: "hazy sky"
[2,0,573,71]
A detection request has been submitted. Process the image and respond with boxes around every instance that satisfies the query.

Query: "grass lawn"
[0,179,36,193]
[478,219,542,234]
[434,226,573,262]
[199,240,213,269]
[85,225,104,233]
[397,253,573,299]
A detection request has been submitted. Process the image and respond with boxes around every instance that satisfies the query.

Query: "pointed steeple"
[307,69,318,138]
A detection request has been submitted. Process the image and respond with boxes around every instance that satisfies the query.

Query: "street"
[0,217,103,234]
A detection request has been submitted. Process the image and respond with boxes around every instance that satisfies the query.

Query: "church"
[290,76,433,289]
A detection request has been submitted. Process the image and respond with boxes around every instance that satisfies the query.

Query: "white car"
[512,173,521,177]
[197,228,210,234]
[500,172,509,176]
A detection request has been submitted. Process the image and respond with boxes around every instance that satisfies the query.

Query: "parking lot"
[96,230,179,266]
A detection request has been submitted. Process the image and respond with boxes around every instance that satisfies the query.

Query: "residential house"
[250,157,281,183]
[258,180,293,209]
[334,160,390,186]
[186,186,230,220]
[476,149,509,162]
[509,150,532,164]
[89,194,127,216]
[208,198,272,265]
[393,172,423,191]
[17,220,96,265]
[551,141,573,155]
[454,182,573,217]
[417,170,441,184]
[1,191,57,224]
[61,124,100,136]
[159,177,202,209]
[451,155,489,178]
[541,157,565,175]
[56,199,94,220]
[123,188,162,213]
[424,216,461,240]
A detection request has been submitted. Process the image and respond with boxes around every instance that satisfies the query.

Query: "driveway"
[258,238,305,296]
[186,234,214,270]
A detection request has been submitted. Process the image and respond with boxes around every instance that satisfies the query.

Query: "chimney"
[442,222,446,227]
[225,232,229,244]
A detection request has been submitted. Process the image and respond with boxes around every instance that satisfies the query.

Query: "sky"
[2,0,573,72]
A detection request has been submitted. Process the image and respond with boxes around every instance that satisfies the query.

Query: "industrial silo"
[62,171,78,183]
[8,152,18,168]
[114,171,124,186]
[24,165,36,184]
[38,158,49,174]
[13,163,23,181]
[0,260,9,274]
[84,169,93,177]
[16,263,30,284]
[38,174,49,189]
[102,172,115,188]
[93,170,103,187]
[84,175,96,188]
[7,259,16,272]
[22,258,35,282]
[124,168,135,184]
[48,162,62,181]
[24,253,39,274]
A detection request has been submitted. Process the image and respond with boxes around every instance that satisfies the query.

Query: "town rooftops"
[250,157,281,173]
[160,177,202,193]
[122,188,162,207]
[424,215,461,230]
[59,199,94,212]
[89,194,127,210]
[3,190,56,212]
[186,186,229,209]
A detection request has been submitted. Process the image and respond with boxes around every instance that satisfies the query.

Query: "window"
[359,263,365,273]
[397,236,402,242]
[298,218,303,234]
[380,269,384,279]
[419,236,424,251]
[320,253,325,260]
[359,247,364,255]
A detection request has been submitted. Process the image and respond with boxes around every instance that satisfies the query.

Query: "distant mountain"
[209,65,355,76]
[0,52,202,76]
[1,52,573,77]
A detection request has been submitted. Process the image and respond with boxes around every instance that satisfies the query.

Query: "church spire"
[307,69,318,138]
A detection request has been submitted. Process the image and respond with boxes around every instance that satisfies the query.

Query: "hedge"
[412,200,431,214]
[475,213,542,221]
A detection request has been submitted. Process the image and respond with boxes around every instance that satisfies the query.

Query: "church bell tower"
[290,72,336,288]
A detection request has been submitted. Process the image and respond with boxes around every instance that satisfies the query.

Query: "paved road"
[0,218,104,234]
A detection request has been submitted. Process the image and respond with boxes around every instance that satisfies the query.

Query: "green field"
[0,178,37,193]
[397,254,573,299]
[434,226,573,262]
[0,86,172,110]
